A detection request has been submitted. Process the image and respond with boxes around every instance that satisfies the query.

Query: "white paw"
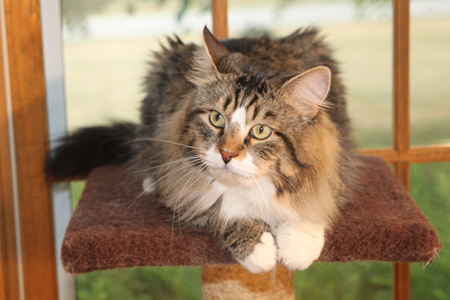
[238,232,277,274]
[275,221,325,271]
[142,176,155,194]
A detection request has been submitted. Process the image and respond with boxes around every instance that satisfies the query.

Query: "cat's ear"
[202,26,231,70]
[283,66,332,118]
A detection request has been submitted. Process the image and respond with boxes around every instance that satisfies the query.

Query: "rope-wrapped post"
[201,264,294,300]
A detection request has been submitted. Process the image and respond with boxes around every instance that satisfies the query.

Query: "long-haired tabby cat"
[47,27,355,273]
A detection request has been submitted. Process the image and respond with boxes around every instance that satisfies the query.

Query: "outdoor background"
[61,0,450,298]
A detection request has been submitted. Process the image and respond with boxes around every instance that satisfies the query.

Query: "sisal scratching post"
[201,264,294,300]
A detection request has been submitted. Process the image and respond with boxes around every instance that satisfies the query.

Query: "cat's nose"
[219,150,238,164]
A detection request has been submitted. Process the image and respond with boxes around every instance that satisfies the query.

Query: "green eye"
[251,125,272,140]
[209,111,225,128]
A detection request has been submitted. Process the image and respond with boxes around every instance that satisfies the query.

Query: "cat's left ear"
[202,26,231,70]
[283,66,332,118]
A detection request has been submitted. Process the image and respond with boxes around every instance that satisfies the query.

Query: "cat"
[47,26,355,273]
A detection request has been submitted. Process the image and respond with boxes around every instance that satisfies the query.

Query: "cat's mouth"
[207,165,256,189]
[203,146,258,188]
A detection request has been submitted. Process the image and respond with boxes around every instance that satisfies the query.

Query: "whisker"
[126,181,155,212]
[156,162,207,209]
[167,164,207,239]
[121,138,207,151]
[172,164,206,211]
[128,155,202,174]
[150,160,203,190]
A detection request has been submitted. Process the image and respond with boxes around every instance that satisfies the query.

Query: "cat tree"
[61,156,440,299]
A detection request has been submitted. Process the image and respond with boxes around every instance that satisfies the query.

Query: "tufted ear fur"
[283,66,332,118]
[202,26,231,70]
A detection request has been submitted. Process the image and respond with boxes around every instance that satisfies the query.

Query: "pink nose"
[219,150,238,164]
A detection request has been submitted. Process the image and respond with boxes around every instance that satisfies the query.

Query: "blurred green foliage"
[76,266,202,300]
[61,0,391,32]
[410,163,450,300]
[61,0,110,32]
[61,0,209,31]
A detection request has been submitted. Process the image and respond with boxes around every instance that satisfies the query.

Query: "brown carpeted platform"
[61,155,441,274]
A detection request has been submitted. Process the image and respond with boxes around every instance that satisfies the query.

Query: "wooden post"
[0,2,20,297]
[393,0,410,299]
[211,0,228,39]
[3,0,58,299]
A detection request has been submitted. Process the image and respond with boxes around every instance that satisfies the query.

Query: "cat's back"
[221,28,337,75]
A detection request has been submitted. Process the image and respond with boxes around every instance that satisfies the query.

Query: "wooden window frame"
[1,0,449,299]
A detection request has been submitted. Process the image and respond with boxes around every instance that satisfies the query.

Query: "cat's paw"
[142,176,155,194]
[275,221,325,271]
[238,232,277,274]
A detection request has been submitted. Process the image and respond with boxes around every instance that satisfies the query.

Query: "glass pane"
[76,267,202,300]
[410,163,450,299]
[63,0,395,298]
[70,180,86,211]
[228,0,394,297]
[63,0,212,131]
[411,1,450,145]
[62,1,210,298]
[228,0,393,149]
[324,23,393,149]
[294,262,392,299]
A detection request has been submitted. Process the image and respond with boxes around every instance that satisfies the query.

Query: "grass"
[64,15,450,300]
[410,163,450,300]
[76,267,202,300]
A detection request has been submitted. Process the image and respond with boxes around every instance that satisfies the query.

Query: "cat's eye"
[209,111,225,128]
[251,125,272,140]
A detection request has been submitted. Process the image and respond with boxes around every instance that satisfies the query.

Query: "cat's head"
[184,27,338,189]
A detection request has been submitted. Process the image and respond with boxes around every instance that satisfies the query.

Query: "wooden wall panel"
[3,0,58,299]
[0,7,20,298]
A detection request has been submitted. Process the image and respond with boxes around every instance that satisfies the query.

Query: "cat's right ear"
[202,26,231,70]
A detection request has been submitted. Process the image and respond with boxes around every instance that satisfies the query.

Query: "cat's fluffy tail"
[46,122,137,181]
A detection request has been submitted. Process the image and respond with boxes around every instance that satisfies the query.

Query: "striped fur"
[49,27,356,273]
[133,28,356,272]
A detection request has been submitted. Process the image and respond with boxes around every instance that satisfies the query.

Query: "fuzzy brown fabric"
[61,155,440,274]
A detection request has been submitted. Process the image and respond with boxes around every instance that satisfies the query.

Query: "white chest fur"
[216,176,299,228]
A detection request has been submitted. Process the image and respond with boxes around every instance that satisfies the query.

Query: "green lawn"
[64,15,449,300]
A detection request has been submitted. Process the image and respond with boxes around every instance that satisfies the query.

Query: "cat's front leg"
[275,220,325,270]
[235,230,277,274]
[198,217,277,274]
